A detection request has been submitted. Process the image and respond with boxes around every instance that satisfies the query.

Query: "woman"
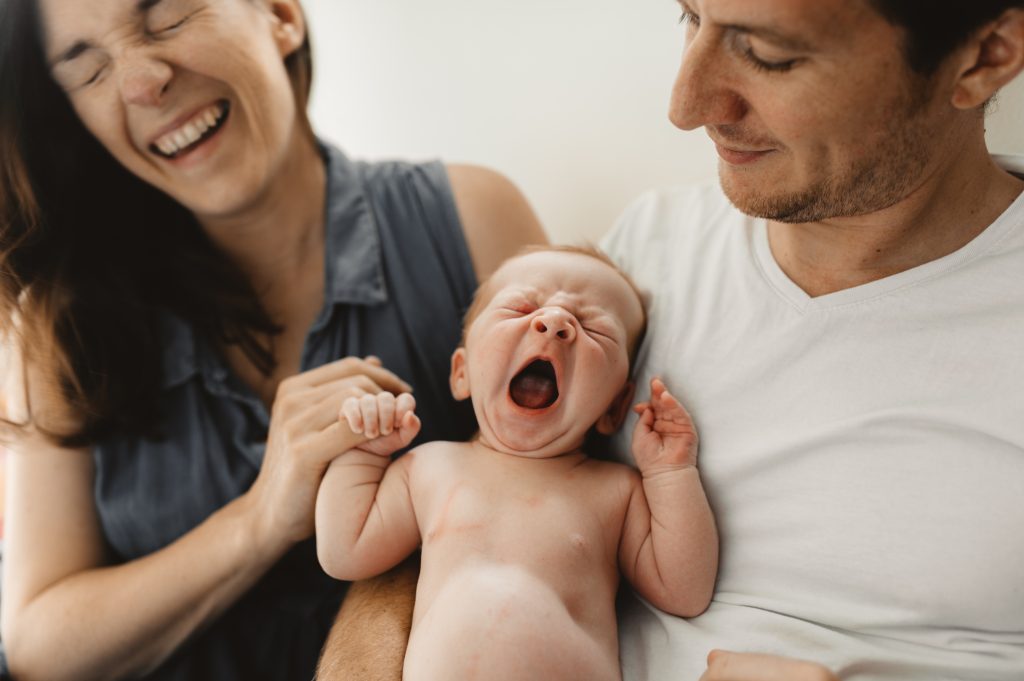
[0,0,545,679]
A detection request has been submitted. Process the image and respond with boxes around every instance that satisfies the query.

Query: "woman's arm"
[446,164,548,279]
[1,356,404,681]
[1,438,287,681]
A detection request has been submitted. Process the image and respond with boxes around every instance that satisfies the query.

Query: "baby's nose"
[531,309,576,342]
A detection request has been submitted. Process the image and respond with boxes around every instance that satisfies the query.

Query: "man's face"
[451,252,645,458]
[671,0,961,222]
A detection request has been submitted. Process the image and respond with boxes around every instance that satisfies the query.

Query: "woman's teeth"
[153,103,227,158]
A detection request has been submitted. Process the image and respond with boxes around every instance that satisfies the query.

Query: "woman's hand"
[700,650,839,681]
[244,356,413,551]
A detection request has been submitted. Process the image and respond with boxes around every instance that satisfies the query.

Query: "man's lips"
[714,143,774,165]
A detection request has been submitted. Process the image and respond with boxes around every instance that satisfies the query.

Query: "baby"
[315,246,718,681]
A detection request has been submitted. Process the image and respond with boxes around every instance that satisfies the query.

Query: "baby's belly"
[404,562,620,681]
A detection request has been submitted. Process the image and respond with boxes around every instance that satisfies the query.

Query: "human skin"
[315,252,719,681]
[313,2,1024,678]
[0,1,546,679]
[673,0,1024,298]
[669,1,1024,678]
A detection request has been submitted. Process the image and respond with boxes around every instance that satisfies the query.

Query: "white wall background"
[303,0,1024,244]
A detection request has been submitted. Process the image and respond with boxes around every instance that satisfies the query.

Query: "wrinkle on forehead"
[39,0,159,60]
[686,0,882,52]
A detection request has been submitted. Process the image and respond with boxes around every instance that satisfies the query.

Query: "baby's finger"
[377,392,397,436]
[395,392,417,419]
[341,396,364,433]
[364,355,383,367]
[633,402,651,414]
[359,394,380,438]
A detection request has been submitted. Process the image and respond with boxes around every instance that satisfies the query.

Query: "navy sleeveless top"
[91,144,478,680]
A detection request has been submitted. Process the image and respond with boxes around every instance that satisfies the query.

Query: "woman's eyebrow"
[52,40,92,66]
[51,0,166,66]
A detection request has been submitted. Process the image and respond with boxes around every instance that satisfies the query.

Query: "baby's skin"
[315,250,718,681]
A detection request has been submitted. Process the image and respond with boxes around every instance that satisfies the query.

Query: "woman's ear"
[951,9,1024,109]
[449,348,471,401]
[267,0,306,58]
[595,381,636,436]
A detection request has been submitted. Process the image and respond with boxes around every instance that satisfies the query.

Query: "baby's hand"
[631,378,699,474]
[341,392,421,457]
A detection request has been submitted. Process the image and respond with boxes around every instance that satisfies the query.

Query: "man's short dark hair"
[869,1,1024,74]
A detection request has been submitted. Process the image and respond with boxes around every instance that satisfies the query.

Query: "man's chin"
[720,170,832,224]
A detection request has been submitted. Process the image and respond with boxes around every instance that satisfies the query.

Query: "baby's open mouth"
[509,359,559,409]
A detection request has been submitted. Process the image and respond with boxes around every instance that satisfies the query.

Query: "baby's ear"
[449,347,471,401]
[596,381,635,435]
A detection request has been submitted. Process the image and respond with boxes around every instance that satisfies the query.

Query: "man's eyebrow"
[137,0,165,11]
[677,1,816,52]
[724,23,815,52]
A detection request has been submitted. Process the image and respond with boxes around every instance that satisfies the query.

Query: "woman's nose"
[117,52,173,107]
[668,30,747,130]
[531,309,577,343]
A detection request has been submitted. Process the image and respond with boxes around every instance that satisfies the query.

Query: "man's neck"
[767,143,1024,298]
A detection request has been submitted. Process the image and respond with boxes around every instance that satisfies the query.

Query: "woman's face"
[38,0,308,219]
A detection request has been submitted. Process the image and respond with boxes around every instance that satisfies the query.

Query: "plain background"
[303,0,1024,244]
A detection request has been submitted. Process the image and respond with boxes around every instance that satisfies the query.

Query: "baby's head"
[450,245,647,458]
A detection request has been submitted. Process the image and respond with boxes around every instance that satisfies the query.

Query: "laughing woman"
[0,0,545,679]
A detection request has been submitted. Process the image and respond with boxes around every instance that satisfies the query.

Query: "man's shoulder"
[602,181,751,274]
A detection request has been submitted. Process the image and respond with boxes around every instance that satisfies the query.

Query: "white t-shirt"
[602,159,1024,681]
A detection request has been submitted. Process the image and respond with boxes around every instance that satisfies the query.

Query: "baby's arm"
[618,378,718,617]
[315,393,422,582]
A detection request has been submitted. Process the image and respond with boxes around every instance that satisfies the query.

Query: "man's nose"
[668,31,747,131]
[117,51,173,107]
[531,309,577,343]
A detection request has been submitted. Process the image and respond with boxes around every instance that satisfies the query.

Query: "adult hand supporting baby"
[243,356,413,554]
[700,650,839,681]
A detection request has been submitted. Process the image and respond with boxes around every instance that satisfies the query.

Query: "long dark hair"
[870,0,1024,74]
[0,0,315,447]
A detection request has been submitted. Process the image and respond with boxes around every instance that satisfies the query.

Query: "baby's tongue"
[510,372,558,409]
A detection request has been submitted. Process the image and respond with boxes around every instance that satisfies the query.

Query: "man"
[318,1,1024,679]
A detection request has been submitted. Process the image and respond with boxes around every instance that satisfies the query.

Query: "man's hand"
[700,650,839,681]
[341,392,421,458]
[631,377,699,473]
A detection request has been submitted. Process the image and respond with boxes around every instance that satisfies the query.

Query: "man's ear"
[951,9,1024,109]
[449,348,471,401]
[595,381,636,436]
[267,0,306,58]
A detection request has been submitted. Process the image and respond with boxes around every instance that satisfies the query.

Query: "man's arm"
[316,553,420,681]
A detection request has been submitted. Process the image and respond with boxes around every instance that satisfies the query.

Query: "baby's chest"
[418,473,623,567]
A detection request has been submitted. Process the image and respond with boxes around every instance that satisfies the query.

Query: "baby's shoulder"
[401,439,474,475]
[579,456,641,493]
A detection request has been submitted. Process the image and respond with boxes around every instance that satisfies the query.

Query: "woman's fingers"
[300,357,411,393]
